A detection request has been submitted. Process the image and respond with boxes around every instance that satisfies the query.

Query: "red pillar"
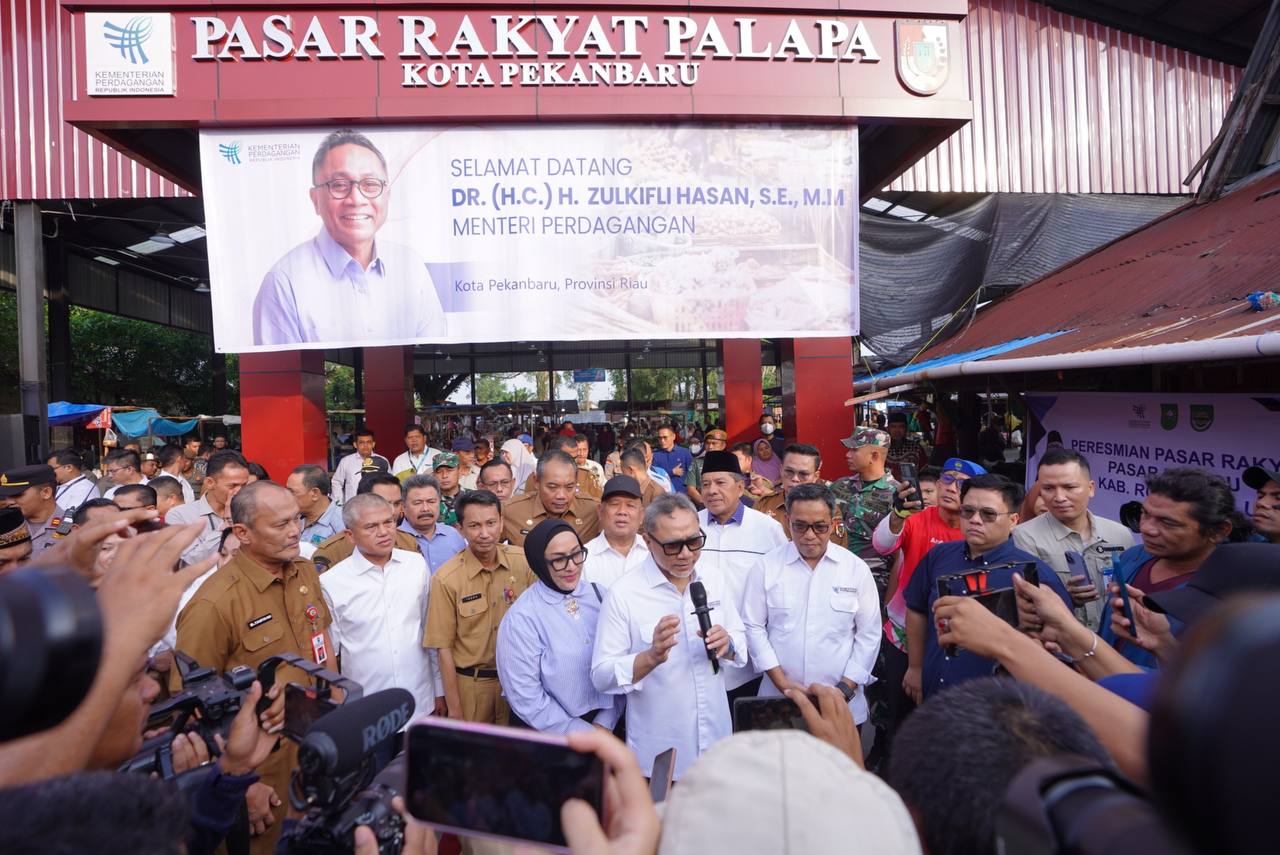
[718,339,762,445]
[240,351,328,479]
[363,346,414,456]
[782,338,853,479]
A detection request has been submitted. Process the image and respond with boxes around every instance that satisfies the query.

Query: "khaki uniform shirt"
[173,551,333,691]
[756,488,849,548]
[522,468,602,501]
[502,492,601,547]
[312,528,420,573]
[423,545,536,669]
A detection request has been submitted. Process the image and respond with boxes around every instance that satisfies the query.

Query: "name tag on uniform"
[709,599,722,609]
[247,613,273,629]
[461,593,482,603]
[833,586,856,594]
[311,631,329,665]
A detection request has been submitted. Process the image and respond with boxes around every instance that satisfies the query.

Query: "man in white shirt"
[332,428,390,504]
[1012,448,1134,628]
[743,483,882,726]
[46,448,100,511]
[156,445,197,503]
[696,450,787,697]
[582,475,649,589]
[321,493,444,718]
[592,492,746,780]
[102,449,149,500]
[392,424,438,480]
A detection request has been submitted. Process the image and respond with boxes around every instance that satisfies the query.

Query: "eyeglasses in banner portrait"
[198,124,859,352]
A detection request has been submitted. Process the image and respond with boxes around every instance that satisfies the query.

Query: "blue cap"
[451,436,476,452]
[942,458,987,477]
[518,433,533,444]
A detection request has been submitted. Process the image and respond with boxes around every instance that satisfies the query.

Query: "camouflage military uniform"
[439,491,460,527]
[829,473,898,590]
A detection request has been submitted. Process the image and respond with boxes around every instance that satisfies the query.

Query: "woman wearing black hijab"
[496,519,625,734]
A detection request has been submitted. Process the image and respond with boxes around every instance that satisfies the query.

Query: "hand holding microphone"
[689,581,723,674]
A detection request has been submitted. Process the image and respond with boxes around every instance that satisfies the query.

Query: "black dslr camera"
[121,652,357,784]
[284,755,407,855]
[936,562,1039,656]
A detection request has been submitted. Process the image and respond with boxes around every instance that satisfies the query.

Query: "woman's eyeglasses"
[546,546,589,572]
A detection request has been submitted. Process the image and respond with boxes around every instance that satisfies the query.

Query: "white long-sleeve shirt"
[331,451,391,504]
[742,541,882,723]
[321,547,443,719]
[581,532,649,589]
[697,503,788,688]
[591,556,746,780]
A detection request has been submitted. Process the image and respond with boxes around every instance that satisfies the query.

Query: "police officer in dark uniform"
[0,464,66,553]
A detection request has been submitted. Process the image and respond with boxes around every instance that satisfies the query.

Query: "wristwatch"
[838,681,857,702]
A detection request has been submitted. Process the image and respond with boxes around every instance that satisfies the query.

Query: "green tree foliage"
[475,373,535,404]
[607,367,716,402]
[326,363,357,411]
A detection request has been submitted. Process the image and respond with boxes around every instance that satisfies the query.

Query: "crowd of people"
[0,408,1278,855]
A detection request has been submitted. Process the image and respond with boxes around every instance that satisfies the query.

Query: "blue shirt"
[253,228,447,347]
[652,446,695,493]
[904,538,1072,698]
[496,579,623,734]
[301,500,346,546]
[398,519,466,574]
[1097,545,1187,670]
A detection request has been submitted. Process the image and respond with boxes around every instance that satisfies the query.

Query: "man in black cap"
[0,506,33,573]
[452,436,480,490]
[582,475,648,589]
[0,464,64,554]
[1244,466,1280,545]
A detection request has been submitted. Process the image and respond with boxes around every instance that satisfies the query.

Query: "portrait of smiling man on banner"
[252,128,447,346]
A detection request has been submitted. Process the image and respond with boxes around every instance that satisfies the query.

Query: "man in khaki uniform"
[312,474,418,572]
[425,490,536,724]
[504,450,601,547]
[521,433,601,499]
[174,480,334,853]
[755,442,849,549]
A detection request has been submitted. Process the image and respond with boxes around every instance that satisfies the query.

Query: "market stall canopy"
[47,402,107,426]
[112,409,198,437]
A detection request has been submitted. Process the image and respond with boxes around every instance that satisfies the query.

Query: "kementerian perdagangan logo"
[102,16,154,65]
[219,142,243,165]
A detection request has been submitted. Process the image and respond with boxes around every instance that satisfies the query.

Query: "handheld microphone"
[297,688,415,779]
[689,581,719,674]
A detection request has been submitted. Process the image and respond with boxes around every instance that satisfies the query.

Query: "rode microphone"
[689,581,719,674]
[298,688,415,780]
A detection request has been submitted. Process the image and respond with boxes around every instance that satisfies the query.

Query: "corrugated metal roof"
[909,167,1280,364]
[889,0,1243,195]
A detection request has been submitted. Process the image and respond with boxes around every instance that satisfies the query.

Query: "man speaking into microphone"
[591,492,746,780]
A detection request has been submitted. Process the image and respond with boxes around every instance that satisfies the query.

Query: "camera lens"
[0,566,103,741]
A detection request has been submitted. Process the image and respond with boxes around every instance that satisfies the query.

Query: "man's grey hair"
[403,473,442,498]
[643,492,699,535]
[536,449,577,479]
[341,493,393,530]
[230,480,290,527]
[312,129,386,181]
[784,482,837,517]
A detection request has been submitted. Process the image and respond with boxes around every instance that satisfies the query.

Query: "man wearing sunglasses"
[902,474,1070,702]
[253,129,447,346]
[591,492,747,781]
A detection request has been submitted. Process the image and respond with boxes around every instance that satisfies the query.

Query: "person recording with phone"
[902,474,1070,702]
[496,518,624,734]
[591,493,746,780]
[742,483,881,726]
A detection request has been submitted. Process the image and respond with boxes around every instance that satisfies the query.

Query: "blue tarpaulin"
[47,402,107,426]
[112,409,198,437]
[855,331,1073,386]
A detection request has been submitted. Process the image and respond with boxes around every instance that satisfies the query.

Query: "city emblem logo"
[895,21,950,96]
[102,16,154,65]
[1189,404,1214,432]
[1160,404,1178,431]
[219,141,243,165]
